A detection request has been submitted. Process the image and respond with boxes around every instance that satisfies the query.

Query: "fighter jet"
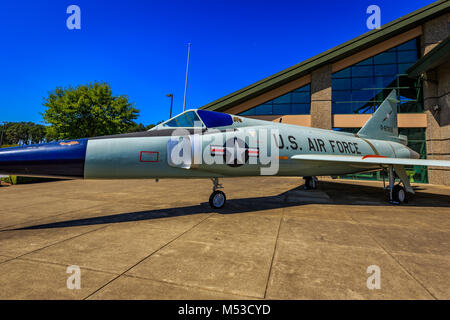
[1,90,449,208]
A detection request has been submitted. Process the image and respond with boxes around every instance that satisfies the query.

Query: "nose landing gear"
[209,178,226,209]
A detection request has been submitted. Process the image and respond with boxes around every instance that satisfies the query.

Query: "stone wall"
[310,65,332,130]
[422,14,450,185]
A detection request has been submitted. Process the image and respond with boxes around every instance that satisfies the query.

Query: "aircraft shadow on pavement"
[8,181,450,231]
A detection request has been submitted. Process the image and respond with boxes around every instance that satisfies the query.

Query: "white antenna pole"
[183,42,191,112]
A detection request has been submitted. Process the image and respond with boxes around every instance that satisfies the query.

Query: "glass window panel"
[399,90,417,101]
[255,104,272,115]
[163,118,179,127]
[374,51,397,65]
[399,128,425,141]
[374,76,396,89]
[292,91,310,103]
[351,89,376,102]
[357,103,378,114]
[351,65,373,77]
[176,113,195,127]
[333,128,360,134]
[355,57,373,66]
[358,103,379,114]
[398,63,413,74]
[332,68,351,78]
[273,104,291,115]
[351,101,375,114]
[399,101,421,113]
[239,108,255,116]
[332,90,352,102]
[273,93,291,104]
[397,40,417,51]
[331,38,421,115]
[331,102,340,113]
[352,77,374,90]
[333,78,351,90]
[400,94,415,102]
[377,88,397,101]
[332,102,351,114]
[163,111,203,127]
[294,84,310,92]
[185,111,204,127]
[291,103,310,114]
[370,89,386,102]
[397,50,418,63]
[374,64,397,76]
[239,84,310,116]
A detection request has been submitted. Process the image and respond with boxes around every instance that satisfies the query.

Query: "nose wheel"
[209,178,226,209]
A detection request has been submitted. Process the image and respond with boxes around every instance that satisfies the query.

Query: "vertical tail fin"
[357,90,399,141]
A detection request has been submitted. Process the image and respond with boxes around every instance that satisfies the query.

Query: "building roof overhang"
[407,35,450,78]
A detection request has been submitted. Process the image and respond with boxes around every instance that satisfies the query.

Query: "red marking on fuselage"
[362,155,387,160]
[140,151,159,162]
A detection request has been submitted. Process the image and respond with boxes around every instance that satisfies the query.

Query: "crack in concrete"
[121,274,261,300]
[0,225,109,266]
[83,213,215,300]
[348,214,438,300]
[263,197,286,299]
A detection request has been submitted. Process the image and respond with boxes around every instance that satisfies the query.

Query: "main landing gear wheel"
[209,178,226,209]
[392,185,407,204]
[386,165,408,205]
[209,190,226,209]
[304,176,318,190]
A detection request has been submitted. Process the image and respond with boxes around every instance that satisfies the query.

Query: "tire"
[304,177,317,190]
[209,190,226,209]
[392,185,407,203]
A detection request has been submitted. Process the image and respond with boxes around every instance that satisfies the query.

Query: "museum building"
[201,0,450,185]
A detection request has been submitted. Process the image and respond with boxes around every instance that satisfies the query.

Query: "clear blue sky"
[0,0,435,125]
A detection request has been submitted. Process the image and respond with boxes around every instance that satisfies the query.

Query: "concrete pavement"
[0,177,449,299]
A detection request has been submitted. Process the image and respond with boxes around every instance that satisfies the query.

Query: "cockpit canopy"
[162,110,204,128]
[153,109,234,130]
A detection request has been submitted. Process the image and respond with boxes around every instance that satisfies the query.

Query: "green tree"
[28,123,47,144]
[6,122,27,144]
[0,122,47,146]
[125,123,156,133]
[42,82,140,139]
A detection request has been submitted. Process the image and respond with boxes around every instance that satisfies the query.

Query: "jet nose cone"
[0,139,88,178]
